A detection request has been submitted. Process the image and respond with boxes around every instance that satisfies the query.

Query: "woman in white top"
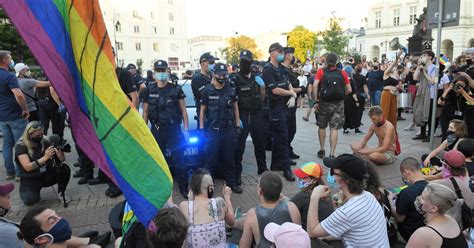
[297,70,308,108]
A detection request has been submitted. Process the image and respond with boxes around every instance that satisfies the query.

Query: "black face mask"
[207,188,214,198]
[239,59,252,75]
[216,77,227,84]
[373,66,379,71]
[31,136,42,143]
[467,59,472,66]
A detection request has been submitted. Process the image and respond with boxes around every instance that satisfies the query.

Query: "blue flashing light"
[189,137,199,144]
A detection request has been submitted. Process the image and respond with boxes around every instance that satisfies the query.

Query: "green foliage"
[223,35,262,64]
[320,17,349,56]
[287,26,317,63]
[0,8,36,64]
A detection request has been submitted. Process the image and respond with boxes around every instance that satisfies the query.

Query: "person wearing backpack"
[312,53,352,158]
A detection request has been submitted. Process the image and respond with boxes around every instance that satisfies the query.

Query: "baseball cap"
[199,52,219,63]
[153,60,168,69]
[442,150,466,168]
[283,47,295,54]
[213,62,228,76]
[240,50,253,61]
[0,183,14,196]
[323,154,368,181]
[268,42,284,53]
[293,162,323,179]
[14,63,28,76]
[126,63,136,70]
[264,222,310,248]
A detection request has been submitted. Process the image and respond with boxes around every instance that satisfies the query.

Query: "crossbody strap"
[449,177,464,199]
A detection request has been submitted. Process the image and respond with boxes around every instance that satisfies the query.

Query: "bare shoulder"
[408,226,440,246]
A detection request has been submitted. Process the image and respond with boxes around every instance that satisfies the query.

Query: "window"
[375,11,382,28]
[171,43,176,52]
[409,6,417,24]
[169,13,174,21]
[153,26,157,34]
[136,43,142,51]
[169,27,175,35]
[134,25,140,33]
[132,10,138,18]
[116,42,123,50]
[393,9,400,26]
[115,23,121,32]
[153,43,159,52]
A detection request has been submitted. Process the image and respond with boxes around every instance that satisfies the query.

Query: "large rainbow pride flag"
[0,0,173,227]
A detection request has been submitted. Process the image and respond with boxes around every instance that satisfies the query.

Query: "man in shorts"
[312,53,351,158]
[351,106,396,165]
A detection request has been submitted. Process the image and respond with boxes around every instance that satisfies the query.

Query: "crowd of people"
[2,41,474,247]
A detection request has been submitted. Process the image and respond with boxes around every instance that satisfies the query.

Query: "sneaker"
[78,177,93,185]
[302,117,309,122]
[283,170,295,181]
[289,160,297,166]
[15,176,21,182]
[5,175,15,180]
[342,129,349,134]
[289,152,300,159]
[231,186,243,194]
[73,171,84,178]
[317,150,325,158]
[354,128,364,134]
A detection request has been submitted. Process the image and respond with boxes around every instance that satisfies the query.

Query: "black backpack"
[450,177,473,230]
[319,68,346,102]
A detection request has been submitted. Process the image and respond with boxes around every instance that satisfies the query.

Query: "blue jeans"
[1,118,27,177]
[370,90,382,106]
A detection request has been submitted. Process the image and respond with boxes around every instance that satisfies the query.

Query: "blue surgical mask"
[8,59,14,70]
[296,178,310,189]
[154,72,168,81]
[48,218,72,243]
[276,54,284,63]
[326,173,339,189]
[208,64,215,72]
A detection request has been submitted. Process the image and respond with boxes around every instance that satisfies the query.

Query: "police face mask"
[276,54,285,63]
[239,59,252,75]
[154,72,168,81]
[8,59,14,70]
[47,218,72,243]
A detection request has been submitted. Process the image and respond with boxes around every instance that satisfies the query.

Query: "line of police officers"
[140,43,301,197]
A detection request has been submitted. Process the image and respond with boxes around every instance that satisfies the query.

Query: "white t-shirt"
[438,73,450,89]
[320,191,390,248]
[298,75,308,87]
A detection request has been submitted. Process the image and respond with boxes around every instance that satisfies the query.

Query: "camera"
[47,134,72,153]
[453,83,464,91]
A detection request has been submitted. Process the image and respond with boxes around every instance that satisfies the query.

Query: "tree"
[0,8,36,64]
[287,26,317,63]
[320,17,349,56]
[223,35,262,64]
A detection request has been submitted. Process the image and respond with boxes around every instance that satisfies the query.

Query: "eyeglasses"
[330,168,340,177]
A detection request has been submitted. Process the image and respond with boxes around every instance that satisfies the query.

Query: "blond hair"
[425,182,457,214]
[20,121,43,157]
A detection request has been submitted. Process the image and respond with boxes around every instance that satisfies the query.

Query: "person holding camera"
[438,75,471,140]
[14,121,70,206]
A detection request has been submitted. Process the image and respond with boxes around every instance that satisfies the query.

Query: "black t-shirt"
[131,73,144,90]
[466,161,474,177]
[14,140,51,178]
[441,91,466,117]
[465,67,474,80]
[395,180,428,241]
[405,71,417,86]
[290,191,334,230]
[116,68,137,101]
[353,73,367,96]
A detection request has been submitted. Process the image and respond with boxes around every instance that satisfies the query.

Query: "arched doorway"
[370,45,380,62]
[468,39,474,48]
[441,39,454,60]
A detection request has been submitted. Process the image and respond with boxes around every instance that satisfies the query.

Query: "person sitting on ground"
[179,168,235,247]
[0,183,25,248]
[351,106,396,165]
[433,150,474,227]
[18,206,111,248]
[146,207,189,248]
[14,121,70,206]
[306,154,390,247]
[388,157,428,243]
[263,222,310,248]
[406,182,468,248]
[457,138,474,176]
[240,171,301,248]
[290,162,334,231]
[422,119,467,180]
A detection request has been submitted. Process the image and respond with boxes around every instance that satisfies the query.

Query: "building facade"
[360,0,474,61]
[99,0,190,72]
[188,36,226,69]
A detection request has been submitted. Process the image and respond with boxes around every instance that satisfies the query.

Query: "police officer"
[191,52,218,120]
[142,60,190,198]
[281,47,302,162]
[36,86,66,142]
[199,62,243,193]
[262,43,296,181]
[231,50,268,185]
[126,64,145,103]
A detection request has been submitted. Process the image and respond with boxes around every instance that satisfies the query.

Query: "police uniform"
[262,43,295,181]
[143,60,188,196]
[191,52,218,120]
[282,47,300,159]
[200,63,240,192]
[231,50,267,181]
[36,87,65,141]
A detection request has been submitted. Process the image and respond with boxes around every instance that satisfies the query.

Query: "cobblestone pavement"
[0,107,435,246]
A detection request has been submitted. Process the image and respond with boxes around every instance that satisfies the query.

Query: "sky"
[186,0,373,37]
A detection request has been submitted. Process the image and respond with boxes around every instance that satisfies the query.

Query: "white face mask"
[25,70,32,77]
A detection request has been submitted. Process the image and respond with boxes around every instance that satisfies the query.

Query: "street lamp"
[112,14,120,66]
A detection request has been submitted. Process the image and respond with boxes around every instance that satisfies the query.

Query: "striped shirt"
[320,191,389,247]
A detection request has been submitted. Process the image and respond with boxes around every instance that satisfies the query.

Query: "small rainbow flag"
[439,54,449,65]
[0,0,173,227]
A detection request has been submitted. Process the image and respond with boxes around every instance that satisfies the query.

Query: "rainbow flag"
[0,0,173,227]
